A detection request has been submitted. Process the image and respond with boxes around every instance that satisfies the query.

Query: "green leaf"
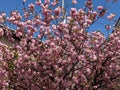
[8,61,14,70]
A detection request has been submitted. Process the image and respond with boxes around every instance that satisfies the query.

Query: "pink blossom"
[35,1,41,5]
[44,0,50,4]
[16,31,22,37]
[73,76,79,83]
[97,6,103,11]
[0,0,119,90]
[93,11,98,18]
[85,0,93,9]
[50,42,55,47]
[0,28,4,36]
[78,9,85,14]
[24,54,28,59]
[93,85,98,89]
[86,19,92,24]
[86,68,91,74]
[0,16,4,23]
[70,8,78,17]
[52,25,57,30]
[1,13,6,17]
[93,55,97,60]
[107,13,116,20]
[54,7,61,15]
[72,0,77,4]
[28,3,35,11]
[7,17,15,22]
[51,1,58,6]
[105,25,111,30]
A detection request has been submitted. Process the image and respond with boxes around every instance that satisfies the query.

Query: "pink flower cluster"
[0,0,119,90]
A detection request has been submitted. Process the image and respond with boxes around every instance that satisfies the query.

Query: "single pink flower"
[93,85,98,89]
[72,0,77,4]
[107,13,116,20]
[28,3,35,11]
[97,6,103,11]
[105,25,111,30]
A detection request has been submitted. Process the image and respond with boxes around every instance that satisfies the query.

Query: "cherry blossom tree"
[0,0,120,90]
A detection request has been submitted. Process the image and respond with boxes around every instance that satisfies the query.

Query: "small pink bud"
[105,25,111,30]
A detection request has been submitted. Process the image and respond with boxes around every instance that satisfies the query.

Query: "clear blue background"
[0,0,120,36]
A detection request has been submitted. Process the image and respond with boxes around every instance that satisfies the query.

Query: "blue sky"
[0,0,23,15]
[0,0,120,36]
